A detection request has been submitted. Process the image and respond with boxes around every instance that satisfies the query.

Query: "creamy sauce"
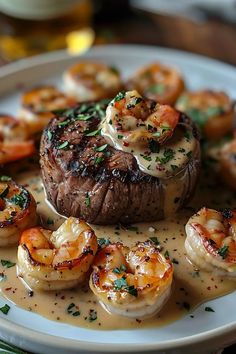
[0,157,235,330]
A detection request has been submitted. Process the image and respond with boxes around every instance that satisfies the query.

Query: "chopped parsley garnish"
[125,285,138,297]
[0,176,11,182]
[46,218,54,225]
[149,237,160,246]
[113,91,126,102]
[157,148,175,164]
[47,130,52,140]
[221,208,233,219]
[134,97,142,105]
[75,113,93,121]
[172,258,179,264]
[94,144,108,152]
[126,226,138,232]
[58,141,69,150]
[117,134,124,140]
[217,245,228,259]
[98,238,110,247]
[164,250,170,259]
[94,156,105,165]
[186,151,192,158]
[85,129,101,137]
[0,304,10,315]
[148,139,160,153]
[0,185,9,199]
[58,119,70,127]
[113,265,127,274]
[67,303,80,316]
[114,277,128,290]
[8,191,28,209]
[140,154,152,162]
[146,83,165,95]
[1,260,16,268]
[205,306,215,312]
[85,193,91,207]
[171,164,178,171]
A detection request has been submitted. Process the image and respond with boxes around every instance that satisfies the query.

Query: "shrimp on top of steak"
[0,114,35,165]
[0,177,37,246]
[185,207,236,278]
[63,61,123,102]
[18,86,76,136]
[17,217,98,291]
[102,90,180,147]
[126,62,185,105]
[176,90,234,140]
[89,241,173,318]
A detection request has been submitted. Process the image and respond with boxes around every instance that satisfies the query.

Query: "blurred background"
[0,0,236,65]
[0,0,235,353]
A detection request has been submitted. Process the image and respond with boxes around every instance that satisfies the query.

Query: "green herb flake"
[1,260,16,268]
[217,245,228,259]
[171,164,178,171]
[205,306,215,312]
[95,144,108,152]
[46,218,54,225]
[58,119,70,127]
[148,139,160,153]
[58,141,69,150]
[140,154,152,162]
[149,237,160,246]
[67,303,80,316]
[85,129,101,137]
[0,176,11,182]
[125,285,138,297]
[8,191,28,209]
[157,148,175,165]
[94,156,105,165]
[85,193,91,207]
[114,277,128,290]
[164,250,170,259]
[134,97,142,105]
[47,130,52,141]
[127,226,138,232]
[117,135,124,140]
[186,151,192,158]
[0,304,10,315]
[113,91,126,102]
[113,265,127,274]
[172,258,179,264]
[98,238,110,247]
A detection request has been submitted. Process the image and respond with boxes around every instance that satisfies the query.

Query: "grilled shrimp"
[17,217,98,291]
[90,241,173,318]
[63,61,122,102]
[219,139,236,190]
[0,177,37,246]
[185,207,236,277]
[0,114,35,164]
[103,90,179,146]
[18,86,76,135]
[176,90,234,139]
[126,62,185,105]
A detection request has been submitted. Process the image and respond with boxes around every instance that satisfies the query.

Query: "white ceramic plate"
[0,45,236,354]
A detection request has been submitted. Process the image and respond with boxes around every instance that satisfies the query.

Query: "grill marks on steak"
[40,102,200,224]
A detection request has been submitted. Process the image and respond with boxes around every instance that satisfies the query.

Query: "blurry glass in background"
[0,0,93,60]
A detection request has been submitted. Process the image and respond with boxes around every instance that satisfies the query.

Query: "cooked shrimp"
[0,177,37,246]
[185,207,236,277]
[18,86,76,135]
[102,90,179,147]
[90,241,173,318]
[63,61,122,102]
[126,62,185,105]
[219,139,236,190]
[176,90,234,139]
[0,114,35,164]
[17,217,98,290]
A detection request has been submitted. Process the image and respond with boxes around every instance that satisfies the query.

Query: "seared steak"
[40,101,200,224]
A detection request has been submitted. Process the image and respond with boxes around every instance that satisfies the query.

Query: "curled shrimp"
[102,90,179,147]
[63,61,122,102]
[176,90,234,139]
[17,217,98,290]
[185,207,236,277]
[89,241,173,318]
[0,177,37,246]
[219,139,236,190]
[126,62,185,105]
[18,86,76,135]
[0,114,35,165]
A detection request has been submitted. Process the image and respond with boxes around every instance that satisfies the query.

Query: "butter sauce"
[0,158,235,330]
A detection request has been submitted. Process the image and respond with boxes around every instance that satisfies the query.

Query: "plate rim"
[0,44,236,352]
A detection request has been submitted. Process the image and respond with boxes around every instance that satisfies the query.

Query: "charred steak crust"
[40,101,200,224]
